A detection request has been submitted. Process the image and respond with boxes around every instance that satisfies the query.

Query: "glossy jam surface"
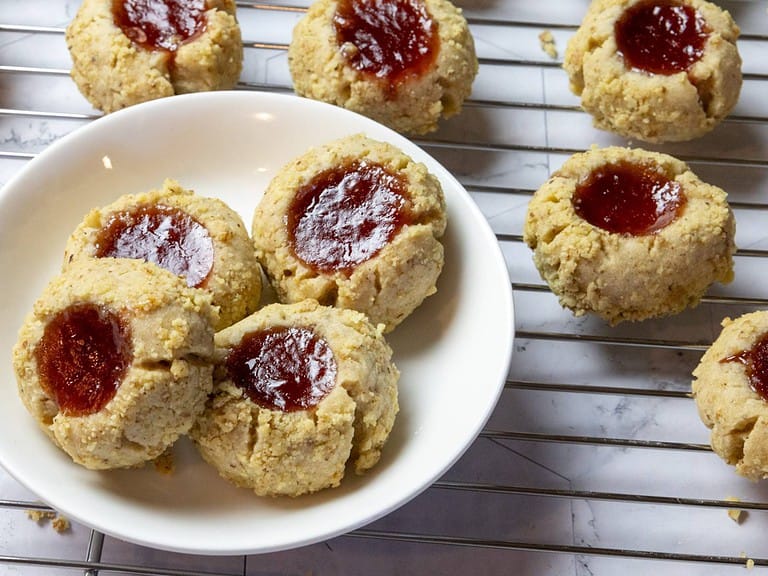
[226,326,337,412]
[722,334,768,402]
[288,160,410,274]
[615,0,709,75]
[95,204,214,288]
[333,0,439,84]
[573,160,685,236]
[35,304,132,417]
[113,0,207,52]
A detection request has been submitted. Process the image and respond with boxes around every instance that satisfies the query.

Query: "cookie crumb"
[538,30,558,59]
[26,509,56,523]
[728,508,744,523]
[747,558,755,570]
[153,448,176,475]
[52,516,71,533]
[27,509,70,533]
[726,496,746,524]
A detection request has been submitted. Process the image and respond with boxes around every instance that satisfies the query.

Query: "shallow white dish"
[0,91,513,555]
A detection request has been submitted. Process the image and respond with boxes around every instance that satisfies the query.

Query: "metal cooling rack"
[1,1,768,574]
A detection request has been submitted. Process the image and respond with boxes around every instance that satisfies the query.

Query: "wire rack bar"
[348,530,768,567]
[0,555,234,576]
[479,430,711,451]
[506,380,691,398]
[513,330,710,351]
[432,481,768,510]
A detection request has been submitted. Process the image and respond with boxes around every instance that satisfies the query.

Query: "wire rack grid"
[1,0,768,574]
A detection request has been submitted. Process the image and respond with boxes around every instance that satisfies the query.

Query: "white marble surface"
[1,0,768,574]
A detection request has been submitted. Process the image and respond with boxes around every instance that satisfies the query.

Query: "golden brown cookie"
[252,134,446,332]
[64,179,261,330]
[66,0,243,113]
[190,299,399,497]
[692,311,768,481]
[288,0,478,135]
[12,258,217,470]
[523,146,735,324]
[563,0,741,142]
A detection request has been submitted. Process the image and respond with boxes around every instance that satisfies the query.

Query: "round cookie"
[64,179,261,330]
[12,258,217,470]
[288,0,478,135]
[692,311,768,481]
[190,299,399,497]
[65,0,243,113]
[252,134,446,332]
[523,146,735,324]
[563,0,742,142]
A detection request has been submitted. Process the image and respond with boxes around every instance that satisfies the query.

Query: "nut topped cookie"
[64,179,261,330]
[523,146,735,324]
[12,258,218,470]
[252,134,446,332]
[190,299,399,497]
[692,311,768,481]
[66,0,243,113]
[563,0,742,142]
[288,0,478,135]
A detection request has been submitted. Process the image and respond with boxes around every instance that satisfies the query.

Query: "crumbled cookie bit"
[538,30,558,59]
[747,558,755,570]
[726,496,746,524]
[27,509,70,533]
[728,508,744,523]
[26,509,56,523]
[52,516,71,533]
[153,448,176,475]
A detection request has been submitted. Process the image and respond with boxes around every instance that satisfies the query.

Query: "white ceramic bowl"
[0,91,514,555]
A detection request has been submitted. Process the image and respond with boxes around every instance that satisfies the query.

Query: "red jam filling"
[333,0,439,85]
[35,303,132,417]
[288,160,411,274]
[95,204,214,288]
[572,160,685,236]
[615,0,709,75]
[225,326,337,412]
[113,0,207,52]
[721,334,768,402]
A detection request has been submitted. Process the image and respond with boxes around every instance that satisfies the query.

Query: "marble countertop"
[1,1,767,574]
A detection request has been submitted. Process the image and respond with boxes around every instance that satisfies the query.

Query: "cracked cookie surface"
[287,0,478,135]
[693,311,768,480]
[12,258,217,470]
[252,134,446,333]
[190,299,399,497]
[563,0,742,142]
[523,146,735,324]
[64,179,261,330]
[66,0,243,113]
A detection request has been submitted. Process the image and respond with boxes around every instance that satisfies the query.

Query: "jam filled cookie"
[64,179,261,330]
[252,134,446,332]
[563,0,742,142]
[692,311,768,481]
[12,258,217,470]
[66,0,243,113]
[190,299,399,497]
[523,146,735,324]
[288,0,478,135]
